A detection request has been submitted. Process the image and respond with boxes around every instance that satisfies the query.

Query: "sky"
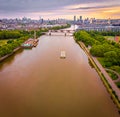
[0,0,120,20]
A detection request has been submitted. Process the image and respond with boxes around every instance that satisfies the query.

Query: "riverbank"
[0,46,22,62]
[76,41,120,111]
[0,24,71,59]
[0,28,119,117]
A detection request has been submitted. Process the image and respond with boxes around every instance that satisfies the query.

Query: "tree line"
[74,30,120,74]
[0,36,29,57]
[0,30,22,39]
[0,24,71,58]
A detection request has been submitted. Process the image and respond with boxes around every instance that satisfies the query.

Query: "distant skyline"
[0,0,120,20]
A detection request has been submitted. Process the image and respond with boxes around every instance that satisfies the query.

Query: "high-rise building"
[39,16,44,24]
[80,16,82,20]
[74,16,76,22]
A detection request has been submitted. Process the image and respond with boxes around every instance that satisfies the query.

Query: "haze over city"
[0,0,120,19]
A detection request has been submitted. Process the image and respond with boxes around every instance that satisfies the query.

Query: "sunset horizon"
[0,0,119,20]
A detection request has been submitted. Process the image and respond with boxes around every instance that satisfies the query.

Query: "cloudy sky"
[0,0,120,19]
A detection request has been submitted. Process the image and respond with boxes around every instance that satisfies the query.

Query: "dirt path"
[105,68,120,82]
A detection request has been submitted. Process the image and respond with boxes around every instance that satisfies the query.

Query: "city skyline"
[0,0,120,20]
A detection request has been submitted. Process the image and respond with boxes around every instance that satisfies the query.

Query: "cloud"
[0,0,120,19]
[0,0,80,12]
[70,5,120,10]
[0,0,119,12]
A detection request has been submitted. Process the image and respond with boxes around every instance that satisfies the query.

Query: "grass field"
[110,66,120,75]
[104,36,115,41]
[0,40,8,46]
[106,70,118,80]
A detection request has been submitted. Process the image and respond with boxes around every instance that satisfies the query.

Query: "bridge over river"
[0,26,119,117]
[45,29,75,36]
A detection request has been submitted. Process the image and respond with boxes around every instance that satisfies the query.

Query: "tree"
[74,31,95,46]
[90,45,105,57]
[104,51,118,65]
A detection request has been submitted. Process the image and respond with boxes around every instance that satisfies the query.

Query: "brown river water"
[0,32,119,117]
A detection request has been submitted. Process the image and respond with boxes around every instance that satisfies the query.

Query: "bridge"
[50,29,75,33]
[45,29,75,36]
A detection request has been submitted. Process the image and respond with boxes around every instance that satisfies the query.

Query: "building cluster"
[0,17,69,31]
[74,16,120,31]
[0,16,120,32]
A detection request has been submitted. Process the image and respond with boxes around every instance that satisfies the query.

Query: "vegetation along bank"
[74,30,120,111]
[0,24,70,61]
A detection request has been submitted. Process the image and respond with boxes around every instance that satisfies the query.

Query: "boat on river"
[21,38,39,49]
[60,51,66,58]
[33,39,39,47]
[21,43,33,49]
[21,31,39,49]
[21,38,34,49]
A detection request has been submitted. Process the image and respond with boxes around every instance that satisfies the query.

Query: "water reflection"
[88,58,94,68]
[0,33,119,117]
[0,49,23,71]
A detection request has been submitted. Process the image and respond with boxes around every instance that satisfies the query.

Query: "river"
[0,29,119,117]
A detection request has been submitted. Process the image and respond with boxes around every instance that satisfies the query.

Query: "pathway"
[105,68,120,82]
[93,57,120,100]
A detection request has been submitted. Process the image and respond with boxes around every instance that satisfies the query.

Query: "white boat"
[60,51,66,58]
